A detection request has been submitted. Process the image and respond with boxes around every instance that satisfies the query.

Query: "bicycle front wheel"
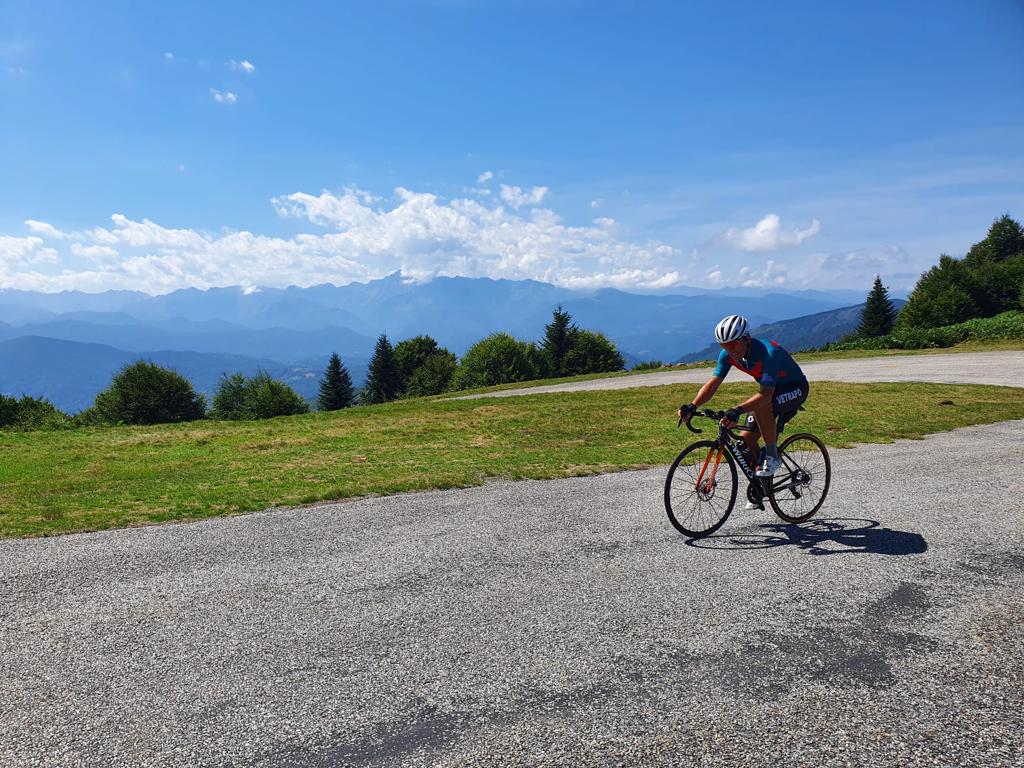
[664,440,738,538]
[766,433,831,523]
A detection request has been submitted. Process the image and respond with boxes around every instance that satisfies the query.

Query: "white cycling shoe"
[755,455,779,477]
[744,500,765,511]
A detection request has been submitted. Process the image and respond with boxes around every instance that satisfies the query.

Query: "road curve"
[454,350,1024,399]
[2,419,1022,766]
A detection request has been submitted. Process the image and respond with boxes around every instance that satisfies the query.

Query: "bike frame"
[684,410,805,497]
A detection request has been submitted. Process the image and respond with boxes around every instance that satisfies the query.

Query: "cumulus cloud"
[499,184,548,209]
[210,88,237,104]
[228,59,255,74]
[25,219,68,239]
[477,171,493,184]
[723,214,821,252]
[0,236,59,267]
[0,185,694,293]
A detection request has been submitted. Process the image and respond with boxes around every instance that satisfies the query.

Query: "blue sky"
[2,0,1022,295]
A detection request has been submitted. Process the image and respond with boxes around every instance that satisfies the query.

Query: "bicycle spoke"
[767,434,831,524]
[665,441,738,537]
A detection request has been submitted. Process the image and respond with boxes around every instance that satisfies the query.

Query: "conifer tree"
[361,334,401,404]
[541,305,579,377]
[317,352,354,411]
[856,275,898,337]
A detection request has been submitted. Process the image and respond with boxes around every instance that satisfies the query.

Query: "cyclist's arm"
[689,375,723,408]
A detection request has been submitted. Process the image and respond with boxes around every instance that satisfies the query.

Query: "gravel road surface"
[2,419,1023,767]
[454,350,1024,399]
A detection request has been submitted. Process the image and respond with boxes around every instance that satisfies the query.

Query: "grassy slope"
[2,379,1023,538]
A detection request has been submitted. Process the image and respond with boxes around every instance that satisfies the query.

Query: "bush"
[819,311,1024,352]
[403,351,457,397]
[0,395,72,431]
[91,361,206,425]
[211,371,309,420]
[451,332,540,390]
[563,330,625,375]
[394,336,457,396]
[632,360,664,371]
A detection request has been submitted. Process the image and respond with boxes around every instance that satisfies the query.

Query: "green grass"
[2,380,1023,539]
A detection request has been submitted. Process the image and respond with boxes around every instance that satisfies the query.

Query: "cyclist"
[678,315,809,509]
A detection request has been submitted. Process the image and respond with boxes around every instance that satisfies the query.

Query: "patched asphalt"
[2,417,1022,767]
[454,350,1024,399]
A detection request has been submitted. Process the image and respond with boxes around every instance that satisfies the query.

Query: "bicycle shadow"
[687,518,927,556]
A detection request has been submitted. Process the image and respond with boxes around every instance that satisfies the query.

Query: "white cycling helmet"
[714,314,749,344]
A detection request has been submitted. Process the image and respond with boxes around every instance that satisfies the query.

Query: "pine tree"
[361,334,401,404]
[317,352,354,411]
[541,305,579,377]
[856,275,898,337]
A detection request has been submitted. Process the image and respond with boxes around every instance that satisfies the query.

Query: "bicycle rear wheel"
[766,433,831,523]
[664,440,738,538]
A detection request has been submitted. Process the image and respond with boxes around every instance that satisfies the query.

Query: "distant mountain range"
[0,274,884,412]
[678,299,908,363]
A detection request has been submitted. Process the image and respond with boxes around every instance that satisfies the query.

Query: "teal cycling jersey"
[712,338,807,388]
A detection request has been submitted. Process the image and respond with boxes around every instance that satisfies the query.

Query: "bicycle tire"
[766,433,831,523]
[664,440,738,538]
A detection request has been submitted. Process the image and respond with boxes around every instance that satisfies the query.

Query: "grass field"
[2,380,1023,539]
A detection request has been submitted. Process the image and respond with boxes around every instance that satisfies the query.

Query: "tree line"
[847,214,1024,344]
[0,306,624,429]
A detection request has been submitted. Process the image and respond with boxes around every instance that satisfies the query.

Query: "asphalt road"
[2,419,1022,767]
[455,350,1024,399]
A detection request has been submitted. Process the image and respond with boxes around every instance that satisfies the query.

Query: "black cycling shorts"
[744,381,809,433]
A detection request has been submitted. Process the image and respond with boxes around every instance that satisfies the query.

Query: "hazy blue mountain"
[0,318,374,361]
[0,336,368,413]
[677,299,908,363]
[0,275,868,405]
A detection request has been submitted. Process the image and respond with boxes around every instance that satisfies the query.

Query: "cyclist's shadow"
[688,518,927,556]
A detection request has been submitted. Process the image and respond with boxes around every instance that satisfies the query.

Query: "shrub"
[394,336,457,396]
[211,371,309,420]
[563,330,625,375]
[91,361,206,425]
[0,395,72,431]
[632,360,664,371]
[819,311,1024,352]
[403,351,457,397]
[451,332,540,390]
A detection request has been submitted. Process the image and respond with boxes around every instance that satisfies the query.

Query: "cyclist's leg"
[741,414,760,458]
[774,382,810,434]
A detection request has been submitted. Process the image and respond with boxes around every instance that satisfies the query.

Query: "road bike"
[664,408,831,538]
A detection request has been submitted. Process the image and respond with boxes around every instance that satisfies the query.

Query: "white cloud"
[722,214,821,252]
[25,219,68,239]
[499,184,548,209]
[590,199,603,209]
[0,184,694,293]
[0,236,59,267]
[70,243,120,263]
[210,88,238,104]
[477,171,493,184]
[228,59,255,74]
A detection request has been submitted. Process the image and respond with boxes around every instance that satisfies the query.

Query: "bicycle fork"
[695,445,725,495]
